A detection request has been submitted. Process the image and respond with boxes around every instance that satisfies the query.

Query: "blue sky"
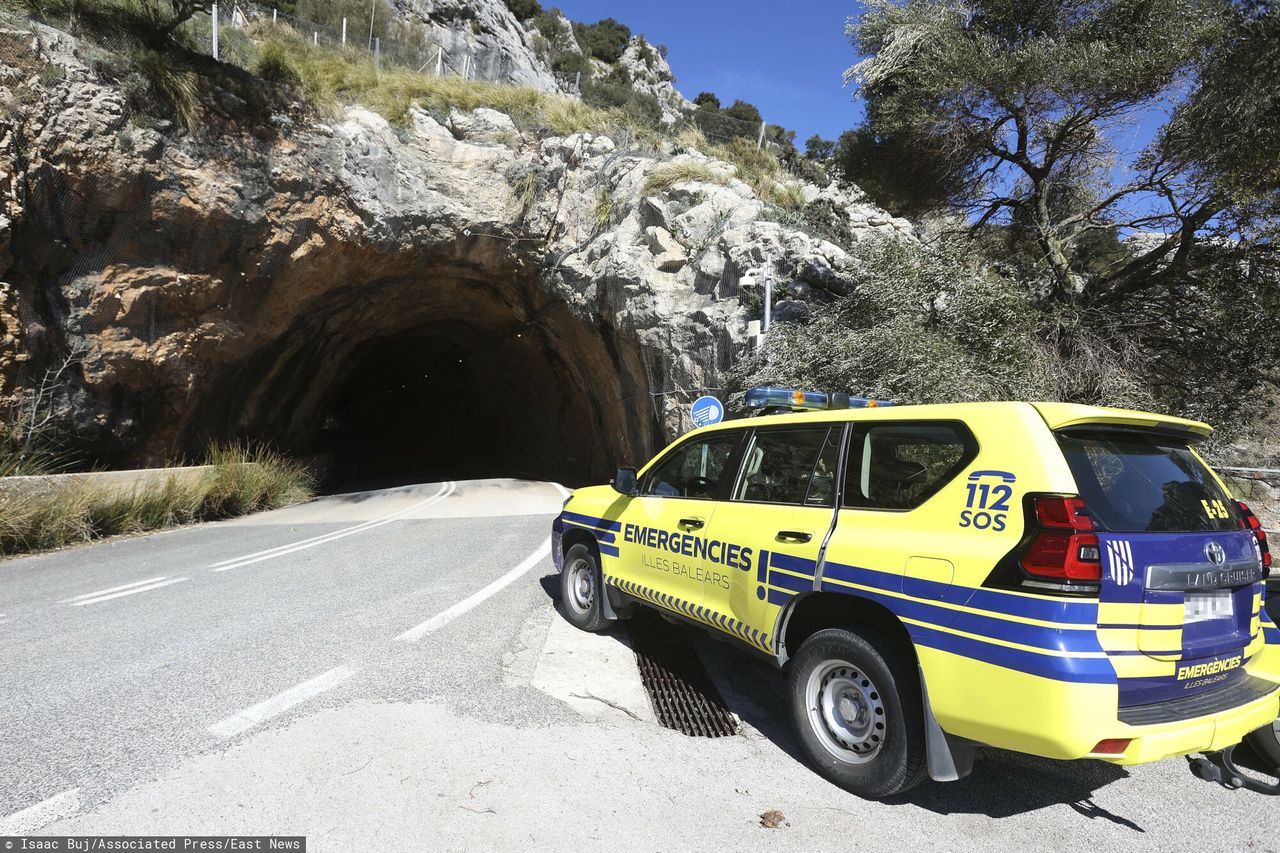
[550,0,865,144]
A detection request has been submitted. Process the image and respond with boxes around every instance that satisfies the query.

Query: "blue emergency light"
[744,386,894,413]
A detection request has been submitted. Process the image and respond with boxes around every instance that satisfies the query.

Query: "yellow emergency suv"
[552,389,1280,798]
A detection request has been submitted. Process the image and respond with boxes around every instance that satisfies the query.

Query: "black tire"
[1245,718,1280,770]
[558,543,612,633]
[788,627,927,799]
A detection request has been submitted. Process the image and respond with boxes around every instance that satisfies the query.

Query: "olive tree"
[846,0,1277,304]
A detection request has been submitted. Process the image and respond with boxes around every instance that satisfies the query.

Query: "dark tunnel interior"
[303,311,643,492]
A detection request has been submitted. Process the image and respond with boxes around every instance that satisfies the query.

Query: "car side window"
[639,433,741,499]
[732,427,839,506]
[844,423,974,510]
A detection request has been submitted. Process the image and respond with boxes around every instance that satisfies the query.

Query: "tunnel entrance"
[215,249,656,492]
[318,319,607,489]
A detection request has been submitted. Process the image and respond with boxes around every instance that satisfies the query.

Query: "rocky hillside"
[0,16,913,480]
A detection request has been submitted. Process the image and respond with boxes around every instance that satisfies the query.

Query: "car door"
[700,424,844,652]
[609,429,745,614]
[818,421,980,621]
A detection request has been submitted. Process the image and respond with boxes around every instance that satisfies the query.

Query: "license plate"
[1184,590,1234,623]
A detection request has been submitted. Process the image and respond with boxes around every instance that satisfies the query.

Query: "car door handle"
[678,517,705,531]
[776,530,813,544]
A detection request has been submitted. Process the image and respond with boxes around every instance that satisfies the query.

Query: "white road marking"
[396,536,552,643]
[207,665,357,740]
[0,787,81,834]
[58,576,167,603]
[211,481,456,572]
[69,578,189,606]
[59,576,188,606]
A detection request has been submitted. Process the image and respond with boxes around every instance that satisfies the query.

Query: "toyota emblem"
[1204,540,1227,566]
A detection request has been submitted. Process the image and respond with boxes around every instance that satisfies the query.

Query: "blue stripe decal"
[1264,626,1280,644]
[757,549,770,585]
[768,570,813,595]
[560,511,623,532]
[908,623,1116,684]
[561,520,617,543]
[822,558,1097,625]
[828,580,1104,654]
[770,552,817,576]
[1105,649,1182,657]
[1097,623,1181,632]
[598,543,619,558]
[768,589,794,607]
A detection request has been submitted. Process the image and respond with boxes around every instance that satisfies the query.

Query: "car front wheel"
[558,543,612,633]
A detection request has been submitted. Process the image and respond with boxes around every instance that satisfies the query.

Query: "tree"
[847,0,1276,303]
[833,127,971,217]
[805,135,835,160]
[694,91,721,110]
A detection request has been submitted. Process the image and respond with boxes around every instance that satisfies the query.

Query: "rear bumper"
[1093,681,1280,765]
[922,641,1280,764]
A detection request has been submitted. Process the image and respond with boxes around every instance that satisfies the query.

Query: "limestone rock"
[0,22,918,468]
[644,226,688,272]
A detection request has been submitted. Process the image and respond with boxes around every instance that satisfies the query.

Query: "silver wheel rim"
[565,557,594,615]
[804,660,886,764]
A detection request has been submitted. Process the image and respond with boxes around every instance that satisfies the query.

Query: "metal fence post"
[756,120,767,150]
[272,7,276,23]
[435,46,443,76]
[367,0,376,49]
[375,37,381,69]
[211,2,219,60]
[341,17,347,46]
[313,31,317,45]
[574,70,581,94]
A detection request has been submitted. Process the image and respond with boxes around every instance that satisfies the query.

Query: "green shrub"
[572,17,630,63]
[551,49,589,76]
[502,0,542,19]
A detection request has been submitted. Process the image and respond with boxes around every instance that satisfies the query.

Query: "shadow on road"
[537,572,1149,828]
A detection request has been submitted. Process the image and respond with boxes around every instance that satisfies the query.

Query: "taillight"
[1019,496,1101,582]
[1236,500,1272,571]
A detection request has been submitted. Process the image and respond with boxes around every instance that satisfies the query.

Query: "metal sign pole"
[211,2,219,59]
[763,254,773,334]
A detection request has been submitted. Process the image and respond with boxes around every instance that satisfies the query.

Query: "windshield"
[1057,430,1237,533]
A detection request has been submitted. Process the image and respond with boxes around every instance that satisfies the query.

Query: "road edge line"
[396,536,553,643]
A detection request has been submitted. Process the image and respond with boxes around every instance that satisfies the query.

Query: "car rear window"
[1057,430,1237,532]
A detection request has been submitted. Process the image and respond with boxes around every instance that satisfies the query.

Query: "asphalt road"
[1,478,1278,851]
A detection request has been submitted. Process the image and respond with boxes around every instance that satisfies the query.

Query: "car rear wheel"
[558,543,612,633]
[1245,718,1280,770]
[788,627,927,799]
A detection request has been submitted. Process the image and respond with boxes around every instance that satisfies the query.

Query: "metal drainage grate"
[628,614,740,738]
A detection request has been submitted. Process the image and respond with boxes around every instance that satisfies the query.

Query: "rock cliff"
[0,22,913,481]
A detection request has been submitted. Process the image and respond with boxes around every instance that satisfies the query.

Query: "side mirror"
[612,467,639,496]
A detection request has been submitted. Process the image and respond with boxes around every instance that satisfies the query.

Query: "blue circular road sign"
[690,395,725,428]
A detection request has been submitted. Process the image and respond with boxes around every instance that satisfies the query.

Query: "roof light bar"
[744,386,894,413]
